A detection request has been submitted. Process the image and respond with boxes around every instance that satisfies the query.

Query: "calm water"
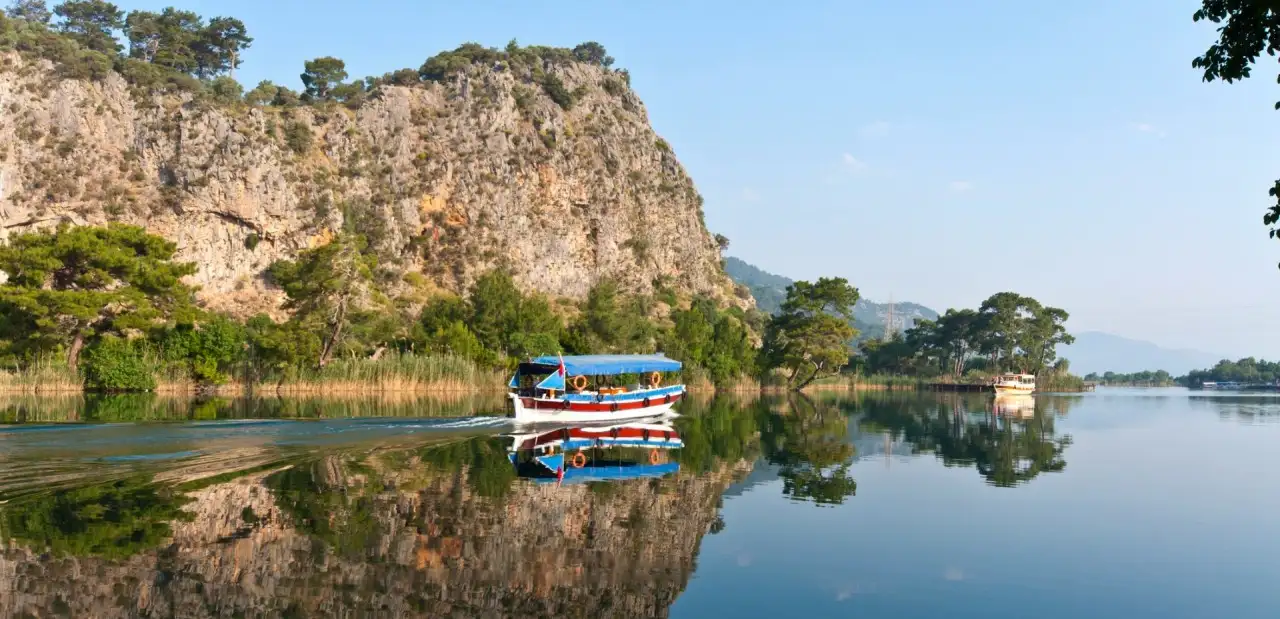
[0,388,1277,618]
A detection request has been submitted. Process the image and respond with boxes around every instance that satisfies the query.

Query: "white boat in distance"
[991,373,1036,396]
[507,354,686,423]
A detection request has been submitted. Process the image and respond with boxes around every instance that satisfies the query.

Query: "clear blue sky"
[113,0,1280,357]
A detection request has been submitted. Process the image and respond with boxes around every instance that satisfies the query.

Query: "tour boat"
[504,420,683,483]
[506,354,685,423]
[991,373,1036,396]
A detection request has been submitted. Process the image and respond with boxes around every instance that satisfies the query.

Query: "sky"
[108,0,1280,357]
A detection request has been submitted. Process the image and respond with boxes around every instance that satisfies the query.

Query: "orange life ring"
[649,371,661,388]
[570,375,588,391]
[649,449,661,465]
[570,452,587,468]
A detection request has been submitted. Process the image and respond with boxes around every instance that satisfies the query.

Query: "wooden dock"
[927,382,1097,393]
[927,383,993,393]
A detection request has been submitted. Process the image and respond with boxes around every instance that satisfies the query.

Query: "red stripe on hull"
[521,393,683,412]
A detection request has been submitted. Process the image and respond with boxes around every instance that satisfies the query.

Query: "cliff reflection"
[1,403,756,618]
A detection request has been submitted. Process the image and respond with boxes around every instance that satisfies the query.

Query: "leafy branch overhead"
[1190,1,1280,261]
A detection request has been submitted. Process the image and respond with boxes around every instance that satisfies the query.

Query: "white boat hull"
[992,386,1035,396]
[508,393,680,424]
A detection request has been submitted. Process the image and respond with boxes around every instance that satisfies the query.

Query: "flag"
[558,354,566,377]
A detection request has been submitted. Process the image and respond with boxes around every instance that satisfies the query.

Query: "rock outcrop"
[0,50,741,316]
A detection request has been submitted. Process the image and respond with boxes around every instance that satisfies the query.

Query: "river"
[0,388,1276,618]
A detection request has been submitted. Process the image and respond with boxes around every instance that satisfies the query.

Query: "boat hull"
[992,385,1034,396]
[508,391,683,423]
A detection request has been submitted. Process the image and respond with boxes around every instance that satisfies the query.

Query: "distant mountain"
[723,257,939,340]
[1058,332,1224,376]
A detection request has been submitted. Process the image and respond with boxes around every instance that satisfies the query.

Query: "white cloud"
[948,180,973,193]
[859,120,891,138]
[1130,122,1167,138]
[841,153,868,171]
[741,187,761,202]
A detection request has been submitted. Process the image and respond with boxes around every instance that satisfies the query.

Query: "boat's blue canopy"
[525,354,681,376]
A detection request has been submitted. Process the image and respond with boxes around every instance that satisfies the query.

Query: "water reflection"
[506,419,683,483]
[0,391,1079,617]
[850,392,1073,487]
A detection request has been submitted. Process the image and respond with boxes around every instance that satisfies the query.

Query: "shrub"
[83,336,156,391]
[207,75,243,104]
[539,73,573,109]
[283,121,313,154]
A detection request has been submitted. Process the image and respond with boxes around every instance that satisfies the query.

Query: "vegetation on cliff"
[0,225,766,391]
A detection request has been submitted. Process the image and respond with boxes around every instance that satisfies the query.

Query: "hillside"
[724,257,938,339]
[0,21,740,317]
[1058,332,1224,376]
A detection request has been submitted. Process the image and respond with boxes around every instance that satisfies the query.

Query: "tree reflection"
[0,476,192,559]
[674,394,762,473]
[856,394,1071,487]
[758,394,857,505]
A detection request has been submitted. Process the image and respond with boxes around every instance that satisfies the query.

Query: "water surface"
[0,388,1276,618]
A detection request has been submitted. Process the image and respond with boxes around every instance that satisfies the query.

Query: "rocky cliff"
[0,48,740,316]
[0,453,751,618]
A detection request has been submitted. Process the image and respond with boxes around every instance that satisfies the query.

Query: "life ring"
[570,375,588,391]
[571,452,587,468]
[649,371,661,387]
[649,449,661,465]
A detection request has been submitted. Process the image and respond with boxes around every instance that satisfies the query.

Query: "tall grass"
[0,355,81,393]
[251,351,506,395]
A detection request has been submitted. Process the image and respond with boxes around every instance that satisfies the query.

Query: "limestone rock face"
[0,52,743,316]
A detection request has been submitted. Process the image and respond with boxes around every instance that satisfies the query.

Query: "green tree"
[1190,2,1280,258]
[157,314,245,383]
[244,313,321,376]
[196,16,251,78]
[761,277,860,390]
[572,41,613,67]
[243,79,277,105]
[301,56,347,100]
[6,0,51,23]
[268,233,377,368]
[0,224,196,369]
[976,292,1040,372]
[206,74,242,103]
[564,281,654,354]
[53,0,124,54]
[122,7,200,71]
[1021,305,1074,373]
[82,334,154,390]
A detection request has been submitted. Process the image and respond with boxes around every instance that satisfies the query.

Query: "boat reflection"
[993,394,1036,418]
[504,417,683,484]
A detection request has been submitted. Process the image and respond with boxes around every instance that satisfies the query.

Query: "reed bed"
[0,356,81,394]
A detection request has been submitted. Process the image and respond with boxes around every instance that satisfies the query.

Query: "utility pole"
[884,294,896,341]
